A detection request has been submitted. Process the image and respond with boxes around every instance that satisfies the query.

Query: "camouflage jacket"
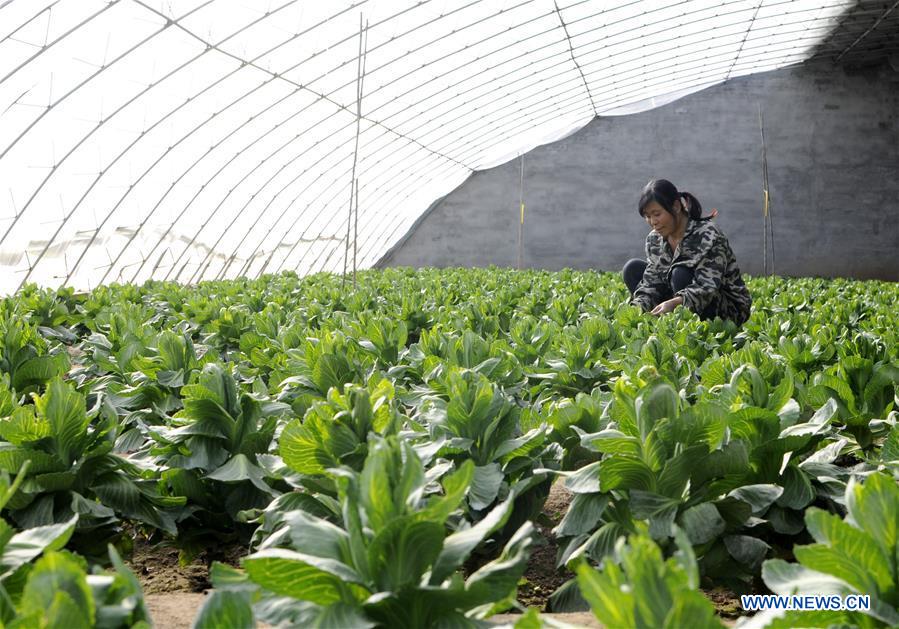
[630,217,752,325]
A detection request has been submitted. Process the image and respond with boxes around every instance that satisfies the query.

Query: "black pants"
[622,258,718,319]
[622,258,695,296]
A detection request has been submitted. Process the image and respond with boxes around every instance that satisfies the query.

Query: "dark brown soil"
[703,586,742,620]
[126,537,245,595]
[518,481,574,611]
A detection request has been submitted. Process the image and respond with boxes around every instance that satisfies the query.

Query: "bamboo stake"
[344,14,367,286]
[758,103,771,277]
[353,177,359,289]
[517,155,524,270]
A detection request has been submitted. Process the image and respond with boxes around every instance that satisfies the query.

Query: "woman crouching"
[623,179,752,326]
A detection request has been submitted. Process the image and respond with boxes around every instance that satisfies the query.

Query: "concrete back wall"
[378,61,899,281]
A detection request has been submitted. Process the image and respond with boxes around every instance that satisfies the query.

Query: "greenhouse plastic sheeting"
[0,0,850,292]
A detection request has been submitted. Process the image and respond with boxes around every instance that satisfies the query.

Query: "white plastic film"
[0,0,851,292]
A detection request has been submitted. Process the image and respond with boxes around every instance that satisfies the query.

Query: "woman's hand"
[651,296,683,316]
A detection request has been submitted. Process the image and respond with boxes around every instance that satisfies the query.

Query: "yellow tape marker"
[763,189,769,217]
[520,202,525,224]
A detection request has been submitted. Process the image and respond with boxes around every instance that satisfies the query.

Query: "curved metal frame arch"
[15,24,322,290]
[214,122,457,280]
[173,1,565,281]
[100,2,383,286]
[167,0,852,280]
[136,0,562,284]
[0,1,181,250]
[0,0,118,87]
[181,1,612,279]
[12,0,374,288]
[119,0,487,284]
[263,137,464,278]
[0,0,856,288]
[223,1,836,278]
[392,0,849,158]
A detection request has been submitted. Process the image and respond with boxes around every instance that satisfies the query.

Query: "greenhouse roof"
[0,0,880,291]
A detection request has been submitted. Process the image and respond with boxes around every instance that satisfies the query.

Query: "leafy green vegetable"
[576,527,723,628]
[198,437,534,627]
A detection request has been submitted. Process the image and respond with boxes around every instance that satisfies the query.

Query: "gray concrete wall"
[378,60,899,281]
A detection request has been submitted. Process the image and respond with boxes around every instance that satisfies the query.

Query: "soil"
[135,480,745,627]
[703,585,743,620]
[127,536,245,595]
[145,593,207,629]
[517,481,574,611]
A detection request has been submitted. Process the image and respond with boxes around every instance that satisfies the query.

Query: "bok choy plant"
[195,437,535,628]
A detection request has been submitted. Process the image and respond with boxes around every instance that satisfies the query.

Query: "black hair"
[637,179,712,221]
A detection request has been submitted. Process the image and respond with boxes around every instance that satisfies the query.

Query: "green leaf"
[19,551,95,626]
[779,398,838,437]
[723,535,770,571]
[91,473,178,535]
[191,589,254,629]
[672,527,699,590]
[882,425,899,462]
[422,460,474,522]
[33,471,76,492]
[242,549,367,605]
[657,444,707,499]
[767,505,806,535]
[0,407,50,445]
[577,560,634,629]
[678,503,725,545]
[105,544,151,626]
[358,438,424,530]
[45,590,92,629]
[34,378,89,467]
[431,496,515,585]
[554,493,609,538]
[762,559,854,597]
[277,510,351,563]
[636,381,678,441]
[846,474,899,559]
[367,516,444,591]
[803,516,885,602]
[776,465,815,510]
[584,429,642,458]
[0,515,77,577]
[663,590,722,628]
[599,457,654,492]
[206,454,279,497]
[464,521,534,608]
[468,463,503,510]
[513,607,543,629]
[563,461,601,494]
[628,491,678,541]
[728,484,783,516]
[767,373,795,413]
[313,602,375,629]
[12,353,69,393]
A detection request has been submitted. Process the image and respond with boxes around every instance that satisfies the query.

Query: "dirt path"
[144,594,602,629]
[146,593,206,629]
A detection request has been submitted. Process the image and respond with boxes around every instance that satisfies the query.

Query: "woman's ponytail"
[638,180,717,221]
[681,191,717,221]
[680,192,702,220]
